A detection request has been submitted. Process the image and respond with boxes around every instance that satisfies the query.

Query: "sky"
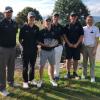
[0,0,100,17]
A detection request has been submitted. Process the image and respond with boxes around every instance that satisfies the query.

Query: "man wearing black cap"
[19,11,39,89]
[0,6,18,96]
[63,12,84,79]
[52,12,64,80]
[37,16,59,88]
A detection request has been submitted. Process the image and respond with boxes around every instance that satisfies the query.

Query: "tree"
[53,0,89,25]
[16,7,42,26]
[95,22,100,30]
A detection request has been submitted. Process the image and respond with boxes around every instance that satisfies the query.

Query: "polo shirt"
[52,23,64,45]
[64,21,84,46]
[83,25,100,47]
[39,27,61,51]
[0,18,18,48]
[19,24,39,50]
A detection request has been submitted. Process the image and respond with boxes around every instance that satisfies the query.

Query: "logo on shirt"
[90,30,94,33]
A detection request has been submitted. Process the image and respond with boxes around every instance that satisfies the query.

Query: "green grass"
[0,62,100,100]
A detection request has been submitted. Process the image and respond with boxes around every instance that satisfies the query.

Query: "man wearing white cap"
[19,11,39,89]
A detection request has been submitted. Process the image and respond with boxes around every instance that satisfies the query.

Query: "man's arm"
[92,37,99,56]
[63,34,73,47]
[73,35,84,48]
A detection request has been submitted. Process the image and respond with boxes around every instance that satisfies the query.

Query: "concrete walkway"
[96,44,100,61]
[15,44,100,69]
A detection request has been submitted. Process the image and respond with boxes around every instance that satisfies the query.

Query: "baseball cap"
[28,12,36,17]
[52,12,59,16]
[70,12,78,16]
[4,6,13,13]
[45,15,51,21]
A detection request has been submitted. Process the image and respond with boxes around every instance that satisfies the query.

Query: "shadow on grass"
[7,81,100,100]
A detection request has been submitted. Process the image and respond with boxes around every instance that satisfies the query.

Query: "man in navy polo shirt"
[37,16,59,88]
[63,12,84,79]
[19,12,39,89]
[0,6,18,96]
[52,12,64,80]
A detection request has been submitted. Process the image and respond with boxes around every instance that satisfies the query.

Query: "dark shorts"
[65,46,81,60]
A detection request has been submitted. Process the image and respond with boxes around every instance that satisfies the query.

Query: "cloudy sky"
[0,0,100,16]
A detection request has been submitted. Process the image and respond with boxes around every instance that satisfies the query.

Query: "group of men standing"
[0,6,99,96]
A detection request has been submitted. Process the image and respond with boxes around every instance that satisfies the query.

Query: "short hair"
[86,16,93,19]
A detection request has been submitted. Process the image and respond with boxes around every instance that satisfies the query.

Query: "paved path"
[15,44,100,69]
[96,44,100,61]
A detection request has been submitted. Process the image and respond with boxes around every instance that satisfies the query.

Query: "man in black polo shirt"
[0,6,18,96]
[63,12,84,79]
[52,12,64,80]
[19,12,39,89]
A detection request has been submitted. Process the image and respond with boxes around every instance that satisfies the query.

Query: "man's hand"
[68,43,74,48]
[73,43,78,48]
[92,49,96,56]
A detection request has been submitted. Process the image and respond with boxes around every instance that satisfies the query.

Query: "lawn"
[0,62,100,100]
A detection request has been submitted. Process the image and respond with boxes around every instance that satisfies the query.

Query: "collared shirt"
[52,23,64,45]
[19,24,39,50]
[0,18,18,48]
[83,25,100,47]
[39,26,61,51]
[64,21,84,46]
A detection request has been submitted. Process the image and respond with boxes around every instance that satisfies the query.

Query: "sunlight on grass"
[0,63,100,100]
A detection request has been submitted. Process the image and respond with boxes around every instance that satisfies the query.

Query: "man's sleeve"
[79,24,84,36]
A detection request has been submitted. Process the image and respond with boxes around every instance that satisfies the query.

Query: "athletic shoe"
[8,82,20,87]
[54,76,60,81]
[64,72,71,79]
[0,90,9,96]
[37,80,43,88]
[50,80,58,87]
[91,78,95,83]
[72,72,80,80]
[28,80,37,86]
[23,82,29,89]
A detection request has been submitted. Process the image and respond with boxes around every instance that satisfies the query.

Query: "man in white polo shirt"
[82,16,100,82]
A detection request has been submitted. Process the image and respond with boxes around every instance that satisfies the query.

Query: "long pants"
[0,47,16,90]
[22,50,37,82]
[82,45,95,78]
[54,45,63,77]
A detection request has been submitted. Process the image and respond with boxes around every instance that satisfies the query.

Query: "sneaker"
[72,72,80,80]
[64,72,71,79]
[91,78,95,83]
[8,82,20,87]
[29,80,37,86]
[54,76,60,81]
[37,80,43,88]
[50,80,58,87]
[81,75,85,79]
[23,82,29,89]
[81,74,88,80]
[0,90,9,96]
